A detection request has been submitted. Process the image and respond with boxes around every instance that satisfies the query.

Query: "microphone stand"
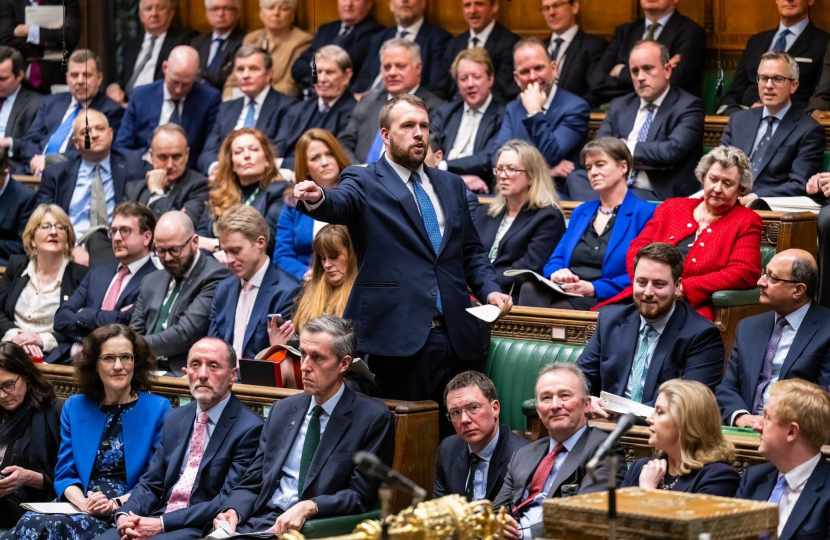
[606,454,618,540]
[379,482,391,540]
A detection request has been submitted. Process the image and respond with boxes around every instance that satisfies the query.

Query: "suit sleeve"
[432,439,450,499]
[492,105,515,166]
[0,2,27,53]
[114,99,139,150]
[715,321,751,422]
[129,281,149,336]
[291,43,315,90]
[21,100,51,162]
[53,397,83,500]
[35,166,59,206]
[594,109,616,139]
[807,44,830,112]
[0,187,35,260]
[40,0,80,50]
[522,99,590,167]
[776,122,825,197]
[734,465,753,499]
[666,23,706,96]
[679,318,725,393]
[589,26,629,100]
[298,169,367,225]
[350,34,383,94]
[694,464,740,497]
[0,259,21,336]
[491,451,518,510]
[197,116,224,174]
[578,438,626,495]
[221,405,274,522]
[720,117,733,146]
[273,207,309,280]
[339,101,368,164]
[498,210,566,291]
[633,98,704,170]
[52,271,92,342]
[116,418,170,517]
[576,311,604,396]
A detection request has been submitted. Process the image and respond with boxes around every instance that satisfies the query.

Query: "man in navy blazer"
[736,379,830,540]
[295,94,511,405]
[208,205,301,361]
[275,46,357,171]
[0,47,42,173]
[198,46,295,175]
[100,338,263,540]
[578,243,724,409]
[191,0,245,92]
[717,250,830,428]
[721,52,825,200]
[0,161,36,265]
[116,46,221,169]
[213,316,394,535]
[49,202,158,364]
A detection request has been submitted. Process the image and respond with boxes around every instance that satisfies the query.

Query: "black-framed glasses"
[541,0,573,12]
[445,401,491,422]
[761,270,803,285]
[756,74,795,87]
[0,375,20,396]
[108,226,135,239]
[38,223,69,233]
[493,166,527,178]
[154,235,195,258]
[99,353,135,366]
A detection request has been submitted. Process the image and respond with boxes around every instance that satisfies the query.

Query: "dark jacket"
[0,178,36,264]
[545,29,608,108]
[444,22,521,101]
[124,168,210,226]
[118,26,199,93]
[0,0,80,60]
[192,27,246,91]
[621,458,740,497]
[3,88,42,171]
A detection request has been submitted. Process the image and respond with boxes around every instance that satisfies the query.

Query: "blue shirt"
[68,156,115,235]
[751,102,792,158]
[0,86,20,144]
[466,428,500,501]
[768,18,810,52]
[624,302,676,399]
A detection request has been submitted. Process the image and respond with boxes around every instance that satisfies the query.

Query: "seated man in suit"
[208,204,301,361]
[97,338,264,540]
[116,45,221,169]
[49,202,157,364]
[577,243,724,410]
[107,0,197,104]
[197,45,295,175]
[493,38,589,199]
[340,38,444,164]
[22,49,124,176]
[541,0,607,108]
[351,0,451,98]
[431,48,505,194]
[717,250,830,428]
[0,47,42,172]
[36,109,145,267]
[719,0,829,116]
[493,363,626,540]
[434,371,529,501]
[810,179,830,308]
[721,51,824,201]
[736,379,830,540]
[276,45,357,172]
[212,315,395,535]
[568,40,704,201]
[592,0,705,104]
[131,211,232,374]
[0,149,36,265]
[192,0,245,92]
[444,0,520,101]
[126,123,209,226]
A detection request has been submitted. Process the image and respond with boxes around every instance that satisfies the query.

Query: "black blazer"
[118,25,199,93]
[720,22,830,114]
[197,88,296,174]
[577,302,725,406]
[444,23,521,101]
[4,88,42,170]
[721,105,825,198]
[0,254,88,346]
[192,26,246,91]
[0,178,36,265]
[545,29,608,108]
[596,86,704,199]
[431,96,505,183]
[125,168,210,226]
[433,424,529,501]
[474,203,565,294]
[716,303,830,422]
[0,0,80,60]
[591,10,705,103]
[621,458,740,497]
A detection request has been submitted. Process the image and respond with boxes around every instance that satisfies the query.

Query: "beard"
[388,137,426,171]
[165,247,196,281]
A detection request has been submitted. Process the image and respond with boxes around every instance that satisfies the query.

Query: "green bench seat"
[300,510,381,538]
[711,244,776,307]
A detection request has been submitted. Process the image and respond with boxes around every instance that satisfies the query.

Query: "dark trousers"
[818,205,830,309]
[236,508,283,534]
[0,494,26,527]
[94,525,203,540]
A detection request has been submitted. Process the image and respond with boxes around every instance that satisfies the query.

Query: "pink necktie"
[233,282,255,359]
[101,266,131,311]
[166,412,209,512]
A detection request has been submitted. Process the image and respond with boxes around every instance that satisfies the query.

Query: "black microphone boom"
[354,451,427,502]
[585,413,637,477]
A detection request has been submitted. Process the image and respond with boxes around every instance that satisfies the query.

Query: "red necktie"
[101,266,130,311]
[514,443,565,514]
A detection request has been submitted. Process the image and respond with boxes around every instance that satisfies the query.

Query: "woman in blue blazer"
[520,138,655,310]
[5,325,170,540]
[274,129,352,280]
[621,380,740,497]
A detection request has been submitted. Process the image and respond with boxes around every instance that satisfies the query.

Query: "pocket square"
[794,57,813,63]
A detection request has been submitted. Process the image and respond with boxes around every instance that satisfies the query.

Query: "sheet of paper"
[25,6,64,28]
[600,391,655,419]
[502,269,583,297]
[20,502,85,515]
[466,304,502,323]
[760,197,821,214]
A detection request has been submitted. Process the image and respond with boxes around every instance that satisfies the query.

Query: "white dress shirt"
[468,19,496,49]
[768,18,810,52]
[466,427,500,501]
[527,85,557,119]
[233,258,269,341]
[69,155,116,235]
[623,302,676,399]
[625,85,671,191]
[776,453,822,537]
[234,87,270,130]
[159,83,186,127]
[133,32,167,91]
[642,11,674,41]
[548,25,580,71]
[207,30,233,66]
[384,153,446,235]
[101,254,152,305]
[447,94,493,161]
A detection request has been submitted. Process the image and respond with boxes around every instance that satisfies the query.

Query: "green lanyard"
[244,188,260,206]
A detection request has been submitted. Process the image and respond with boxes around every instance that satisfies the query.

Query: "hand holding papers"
[503,269,583,297]
[600,391,655,419]
[468,284,513,322]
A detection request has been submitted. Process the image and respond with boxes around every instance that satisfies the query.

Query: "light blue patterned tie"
[45,103,81,154]
[630,324,652,403]
[243,101,256,128]
[628,103,656,186]
[410,172,443,313]
[365,129,384,163]
[768,475,787,505]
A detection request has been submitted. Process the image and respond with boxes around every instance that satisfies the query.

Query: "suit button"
[431,289,437,296]
[692,258,697,263]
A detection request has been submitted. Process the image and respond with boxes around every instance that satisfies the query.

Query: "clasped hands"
[116,512,162,540]
[213,500,318,536]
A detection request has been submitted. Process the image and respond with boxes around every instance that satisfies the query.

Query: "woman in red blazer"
[597,146,763,321]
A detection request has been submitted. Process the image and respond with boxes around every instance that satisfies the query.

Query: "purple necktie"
[752,317,788,414]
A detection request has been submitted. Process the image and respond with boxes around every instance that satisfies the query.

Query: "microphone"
[311,56,318,85]
[585,413,637,477]
[354,451,427,501]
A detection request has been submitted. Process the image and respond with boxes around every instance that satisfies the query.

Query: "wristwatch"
[310,498,318,515]
[113,497,124,507]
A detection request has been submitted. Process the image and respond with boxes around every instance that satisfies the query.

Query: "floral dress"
[2,401,137,540]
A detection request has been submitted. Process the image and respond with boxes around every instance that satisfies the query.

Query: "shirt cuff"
[626,140,637,157]
[2,328,21,342]
[147,193,166,205]
[27,24,41,45]
[302,189,326,211]
[7,138,13,156]
[40,332,58,352]
[730,410,750,426]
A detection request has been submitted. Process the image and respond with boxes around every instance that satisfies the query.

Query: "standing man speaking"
[295,94,511,405]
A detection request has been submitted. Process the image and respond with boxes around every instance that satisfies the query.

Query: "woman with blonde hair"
[621,379,740,496]
[474,139,565,297]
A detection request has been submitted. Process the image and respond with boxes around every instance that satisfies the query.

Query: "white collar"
[549,424,587,449]
[198,391,232,425]
[470,427,500,461]
[242,257,269,289]
[470,19,496,44]
[144,30,167,44]
[244,86,270,108]
[388,84,419,101]
[543,85,557,111]
[551,24,579,42]
[22,258,70,290]
[397,18,424,37]
[639,84,671,109]
[780,452,821,491]
[317,93,342,110]
[121,254,151,276]
[384,152,427,184]
[776,301,811,332]
[464,92,493,115]
[179,249,201,281]
[212,29,233,41]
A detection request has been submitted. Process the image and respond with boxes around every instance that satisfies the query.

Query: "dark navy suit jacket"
[494,88,590,169]
[222,386,395,522]
[737,459,830,540]
[197,88,296,174]
[716,303,830,422]
[621,458,740,497]
[48,259,157,364]
[116,80,221,168]
[0,178,36,264]
[192,27,246,91]
[300,158,502,359]
[545,30,608,108]
[4,88,42,171]
[208,263,302,360]
[118,26,198,92]
[721,105,825,197]
[433,424,529,501]
[116,395,263,532]
[444,23,520,101]
[577,301,724,405]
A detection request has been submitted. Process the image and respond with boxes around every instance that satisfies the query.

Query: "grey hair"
[537,362,590,400]
[190,337,237,369]
[791,255,819,300]
[302,315,356,361]
[759,51,800,81]
[379,38,421,66]
[631,40,671,65]
[68,49,102,72]
[694,146,754,196]
[316,45,353,73]
[260,0,297,10]
[204,0,241,9]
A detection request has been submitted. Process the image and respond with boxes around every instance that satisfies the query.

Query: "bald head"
[163,46,200,100]
[71,108,112,161]
[72,108,108,137]
[759,248,819,313]
[156,210,195,239]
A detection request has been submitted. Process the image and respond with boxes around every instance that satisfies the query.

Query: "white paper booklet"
[760,197,821,214]
[600,391,655,419]
[25,6,64,28]
[19,502,85,514]
[502,269,583,297]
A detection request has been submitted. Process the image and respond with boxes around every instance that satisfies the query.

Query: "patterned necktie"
[645,23,659,41]
[126,36,158,94]
[168,100,181,125]
[90,164,108,228]
[365,129,385,163]
[101,266,131,311]
[154,279,182,334]
[768,475,787,505]
[410,172,443,312]
[752,317,788,414]
[243,101,256,128]
[549,37,565,63]
[298,405,325,495]
[773,29,791,52]
[45,103,81,155]
[208,38,226,73]
[514,444,566,515]
[166,411,210,512]
[630,324,653,404]
[751,116,776,172]
[233,282,255,359]
[465,453,480,501]
[629,103,656,186]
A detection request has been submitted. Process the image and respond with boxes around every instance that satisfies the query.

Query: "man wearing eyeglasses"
[130,211,232,375]
[716,249,830,430]
[721,51,824,204]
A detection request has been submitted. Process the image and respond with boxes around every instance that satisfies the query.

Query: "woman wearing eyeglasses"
[4,325,170,540]
[0,343,62,527]
[473,140,565,299]
[0,205,88,361]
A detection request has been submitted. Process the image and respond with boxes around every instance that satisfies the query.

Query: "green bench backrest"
[702,70,735,115]
[761,245,775,269]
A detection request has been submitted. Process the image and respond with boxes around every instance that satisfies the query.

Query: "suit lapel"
[297,99,318,134]
[615,310,642,395]
[785,22,816,60]
[642,305,683,400]
[244,265,275,351]
[780,303,819,379]
[303,388,353,495]
[604,193,635,267]
[486,425,510,499]
[618,94,640,136]
[749,313,777,392]
[514,440,549,505]
[264,396,310,495]
[92,265,119,308]
[192,396,239,493]
[111,152,129,200]
[5,91,27,137]
[780,460,829,540]
[474,104,497,151]
[59,159,82,212]
[547,428,590,497]
[452,445,471,497]
[498,206,533,256]
[429,169,454,257]
[165,404,197,490]
[375,159,433,253]
[735,108,764,155]
[257,90,279,131]
[645,87,677,142]
[223,277,242,343]
[479,211,502,254]
[755,107,800,176]
[443,102,465,151]
[225,98,244,134]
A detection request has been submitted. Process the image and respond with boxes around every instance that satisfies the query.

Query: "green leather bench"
[300,510,381,538]
[702,69,735,115]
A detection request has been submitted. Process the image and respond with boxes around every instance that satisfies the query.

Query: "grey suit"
[492,426,626,538]
[130,252,232,373]
[4,87,42,171]
[124,168,210,226]
[339,86,445,164]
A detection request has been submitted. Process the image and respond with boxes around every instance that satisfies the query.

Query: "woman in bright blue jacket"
[274,129,352,280]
